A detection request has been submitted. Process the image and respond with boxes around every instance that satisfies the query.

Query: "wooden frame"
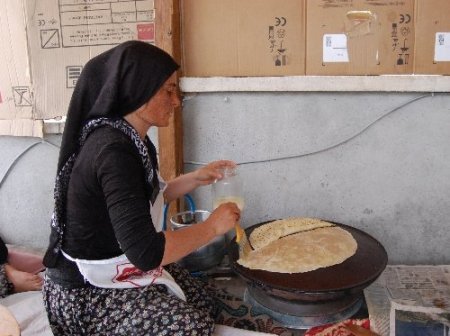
[155,0,183,214]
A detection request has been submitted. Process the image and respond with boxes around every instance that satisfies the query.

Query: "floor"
[210,273,307,335]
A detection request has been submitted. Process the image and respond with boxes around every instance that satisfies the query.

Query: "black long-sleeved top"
[47,126,166,287]
[0,236,7,264]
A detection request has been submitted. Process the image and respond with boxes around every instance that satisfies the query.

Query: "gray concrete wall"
[0,92,449,264]
[182,92,450,265]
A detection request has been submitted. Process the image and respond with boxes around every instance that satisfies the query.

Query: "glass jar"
[211,167,245,211]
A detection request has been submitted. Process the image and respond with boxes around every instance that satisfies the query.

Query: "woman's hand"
[206,202,240,236]
[161,202,240,265]
[194,160,236,186]
[164,160,236,203]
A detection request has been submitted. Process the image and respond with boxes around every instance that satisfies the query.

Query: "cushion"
[0,304,20,336]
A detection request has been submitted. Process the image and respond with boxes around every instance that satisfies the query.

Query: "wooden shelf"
[180,75,450,93]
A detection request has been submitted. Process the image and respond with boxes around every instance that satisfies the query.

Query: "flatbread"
[249,217,334,251]
[238,225,357,274]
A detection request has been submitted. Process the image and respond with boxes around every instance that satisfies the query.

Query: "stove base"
[244,287,363,330]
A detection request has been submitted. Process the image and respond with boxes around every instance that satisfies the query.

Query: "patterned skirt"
[0,264,14,299]
[43,263,293,336]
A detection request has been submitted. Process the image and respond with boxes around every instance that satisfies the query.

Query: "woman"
[0,236,42,298]
[42,41,240,335]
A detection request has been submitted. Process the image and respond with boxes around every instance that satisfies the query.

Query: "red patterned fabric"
[305,318,371,336]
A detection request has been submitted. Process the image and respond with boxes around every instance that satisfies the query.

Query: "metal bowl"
[170,210,226,272]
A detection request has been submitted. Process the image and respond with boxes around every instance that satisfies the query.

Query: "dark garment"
[44,41,179,268]
[0,236,7,264]
[44,263,215,336]
[0,238,13,298]
[44,263,294,336]
[47,126,166,287]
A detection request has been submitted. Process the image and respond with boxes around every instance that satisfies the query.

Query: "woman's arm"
[164,160,236,203]
[98,142,238,269]
[97,142,166,271]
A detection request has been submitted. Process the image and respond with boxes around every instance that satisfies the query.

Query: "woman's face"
[136,72,181,127]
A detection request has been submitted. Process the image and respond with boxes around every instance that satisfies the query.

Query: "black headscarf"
[44,41,179,267]
[58,40,179,171]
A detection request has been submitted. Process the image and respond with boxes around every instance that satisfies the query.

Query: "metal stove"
[226,220,388,330]
[244,286,363,330]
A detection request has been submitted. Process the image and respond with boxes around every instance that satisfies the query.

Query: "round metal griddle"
[228,220,388,302]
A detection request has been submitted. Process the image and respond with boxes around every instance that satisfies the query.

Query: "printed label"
[58,0,155,47]
[323,34,349,63]
[390,13,412,66]
[12,87,32,107]
[268,16,289,67]
[40,29,60,49]
[434,33,450,62]
[66,66,83,88]
[137,23,155,41]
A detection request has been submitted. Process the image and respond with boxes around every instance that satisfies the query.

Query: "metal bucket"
[170,210,226,272]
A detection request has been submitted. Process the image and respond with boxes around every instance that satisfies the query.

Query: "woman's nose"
[173,93,181,108]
